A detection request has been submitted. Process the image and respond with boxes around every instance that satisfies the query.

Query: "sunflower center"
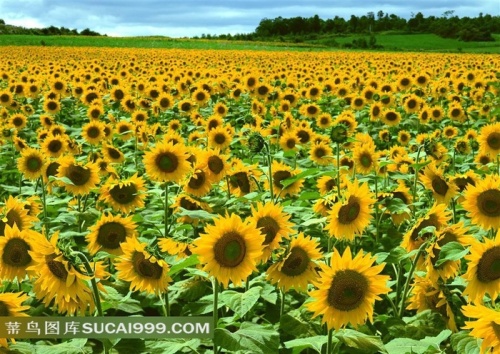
[47,257,68,281]
[107,148,122,160]
[314,147,326,158]
[5,210,22,230]
[2,238,31,267]
[338,197,361,224]
[66,165,91,186]
[487,133,500,150]
[477,246,500,283]
[132,252,163,279]
[45,161,60,179]
[109,183,138,205]
[97,222,127,249]
[87,127,100,138]
[230,172,251,193]
[477,190,500,217]
[188,171,206,190]
[180,197,200,211]
[385,112,397,121]
[208,156,224,174]
[327,269,368,311]
[13,117,24,127]
[47,101,58,111]
[48,140,63,153]
[280,246,310,277]
[214,232,246,268]
[27,156,43,172]
[359,153,372,168]
[257,216,280,245]
[297,130,310,143]
[0,301,10,316]
[155,152,178,173]
[214,133,226,145]
[273,170,292,189]
[307,106,318,115]
[431,176,449,196]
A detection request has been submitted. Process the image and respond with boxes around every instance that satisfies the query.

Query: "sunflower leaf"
[219,286,262,319]
[334,329,387,353]
[284,335,330,353]
[434,242,469,267]
[177,208,216,220]
[279,168,321,189]
[168,254,199,277]
[385,329,451,354]
[214,322,279,354]
[450,331,480,354]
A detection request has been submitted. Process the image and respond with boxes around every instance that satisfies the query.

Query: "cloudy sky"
[1,0,498,37]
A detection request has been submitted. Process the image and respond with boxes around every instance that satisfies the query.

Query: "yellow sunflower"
[100,174,147,214]
[307,247,390,330]
[248,202,294,263]
[463,231,500,304]
[462,175,500,230]
[478,122,500,156]
[171,193,212,225]
[115,236,171,295]
[309,141,333,166]
[158,238,193,260]
[57,156,100,196]
[86,212,137,256]
[353,143,379,175]
[267,233,322,292]
[226,161,262,197]
[102,143,125,164]
[279,130,299,152]
[462,304,500,353]
[17,147,46,181]
[199,149,229,183]
[420,163,457,205]
[143,140,191,183]
[326,179,375,241]
[41,135,67,158]
[207,125,232,151]
[192,213,264,288]
[268,161,304,198]
[81,120,105,145]
[0,196,35,235]
[0,292,30,348]
[183,165,214,197]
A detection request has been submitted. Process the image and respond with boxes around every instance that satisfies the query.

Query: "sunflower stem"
[411,145,425,218]
[161,292,170,317]
[39,177,49,238]
[265,143,275,203]
[279,289,285,319]
[72,251,103,317]
[398,241,427,318]
[77,195,82,234]
[336,142,341,199]
[225,176,231,201]
[164,183,169,237]
[213,279,219,354]
[374,174,379,244]
[326,328,334,354]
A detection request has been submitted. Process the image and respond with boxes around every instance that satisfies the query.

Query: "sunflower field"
[0,46,499,353]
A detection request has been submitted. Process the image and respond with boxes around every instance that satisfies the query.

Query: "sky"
[0,0,498,37]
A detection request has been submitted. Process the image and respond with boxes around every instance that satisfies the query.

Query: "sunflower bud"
[248,132,265,154]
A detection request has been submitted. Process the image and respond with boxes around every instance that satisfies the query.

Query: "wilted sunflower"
[462,175,500,230]
[115,236,171,295]
[462,304,500,353]
[86,212,137,256]
[28,233,95,315]
[144,140,191,183]
[268,161,304,198]
[401,202,451,252]
[0,291,30,347]
[326,179,375,241]
[100,173,147,214]
[420,163,457,205]
[463,231,500,304]
[478,122,500,156]
[193,213,263,288]
[248,202,294,263]
[17,147,46,181]
[57,156,100,196]
[307,247,390,330]
[267,233,322,292]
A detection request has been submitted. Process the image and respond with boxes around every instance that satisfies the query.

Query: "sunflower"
[226,161,261,197]
[17,147,46,181]
[420,163,457,205]
[81,120,105,145]
[317,175,340,196]
[183,165,214,197]
[384,182,413,226]
[27,233,95,315]
[267,233,322,292]
[41,135,67,158]
[9,113,27,130]
[0,90,13,106]
[193,213,263,287]
[268,161,304,198]
[401,203,452,252]
[86,212,137,256]
[100,174,147,214]
[300,103,321,118]
[0,196,35,235]
[310,141,333,166]
[326,179,375,241]
[158,238,193,260]
[57,156,100,196]
[172,193,212,225]
[381,109,401,126]
[144,140,191,183]
[462,304,500,353]
[110,86,126,102]
[279,130,299,152]
[315,113,333,129]
[0,291,30,347]
[199,149,228,183]
[307,247,390,330]
[0,224,43,281]
[248,202,294,263]
[208,125,232,150]
[114,237,171,295]
[463,231,500,304]
[462,175,500,230]
[353,143,379,175]
[102,144,125,164]
[115,121,134,141]
[478,122,500,156]
[397,130,411,146]
[43,99,61,114]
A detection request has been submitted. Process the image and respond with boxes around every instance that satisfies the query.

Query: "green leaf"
[145,338,201,354]
[214,322,279,354]
[176,208,216,220]
[376,247,408,264]
[284,335,329,354]
[302,217,327,227]
[27,338,90,354]
[334,329,387,353]
[219,286,262,319]
[168,254,199,277]
[280,311,315,337]
[385,197,411,215]
[450,331,480,354]
[386,329,451,354]
[280,168,321,188]
[434,242,469,267]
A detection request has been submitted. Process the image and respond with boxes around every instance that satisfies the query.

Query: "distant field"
[0,33,498,53]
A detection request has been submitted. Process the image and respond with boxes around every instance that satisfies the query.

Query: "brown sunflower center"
[359,153,373,168]
[214,133,226,145]
[286,138,296,149]
[338,197,361,224]
[407,99,417,109]
[372,106,381,116]
[385,112,398,121]
[87,126,100,138]
[325,179,336,191]
[213,231,246,268]
[188,171,206,190]
[109,183,138,205]
[155,152,179,173]
[46,257,68,281]
[280,247,310,277]
[45,161,60,179]
[13,117,24,127]
[314,147,326,158]
[487,132,500,150]
[0,301,10,316]
[180,197,200,211]
[132,252,163,279]
[2,238,31,267]
[307,105,318,115]
[477,246,500,283]
[257,216,280,245]
[327,269,368,311]
[97,222,127,249]
[431,176,449,196]
[27,155,43,172]
[273,170,292,189]
[47,101,58,111]
[66,165,91,186]
[48,140,63,153]
[208,156,224,174]
[477,190,500,217]
[297,130,311,144]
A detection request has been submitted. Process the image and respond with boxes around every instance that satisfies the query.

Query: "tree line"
[0,19,103,36]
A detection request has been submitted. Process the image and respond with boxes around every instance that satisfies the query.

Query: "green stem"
[72,251,103,317]
[411,145,424,217]
[225,176,231,201]
[39,177,48,238]
[266,143,275,203]
[164,183,169,237]
[213,279,219,354]
[279,289,285,319]
[326,328,334,354]
[77,195,82,233]
[398,242,427,318]
[374,174,379,243]
[336,142,341,199]
[162,292,170,317]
